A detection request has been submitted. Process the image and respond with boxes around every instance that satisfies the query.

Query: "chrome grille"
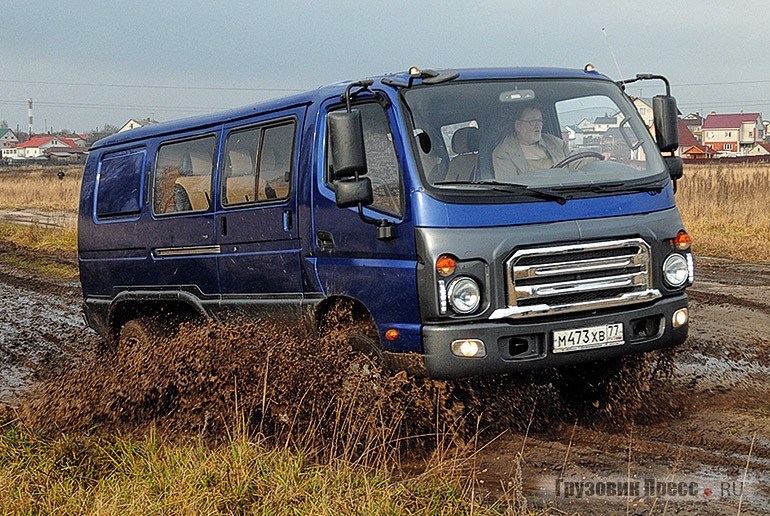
[489,238,660,320]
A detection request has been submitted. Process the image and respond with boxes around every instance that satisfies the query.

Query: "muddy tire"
[318,298,388,375]
[118,317,168,349]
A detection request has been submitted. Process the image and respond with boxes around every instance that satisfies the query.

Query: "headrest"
[452,127,480,154]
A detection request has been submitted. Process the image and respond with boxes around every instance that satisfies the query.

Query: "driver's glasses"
[519,118,544,127]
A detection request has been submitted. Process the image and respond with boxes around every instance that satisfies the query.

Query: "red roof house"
[16,136,78,158]
[701,113,763,154]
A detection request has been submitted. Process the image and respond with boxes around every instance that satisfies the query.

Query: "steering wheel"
[553,151,605,168]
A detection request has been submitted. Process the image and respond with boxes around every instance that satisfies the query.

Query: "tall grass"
[0,166,81,211]
[677,163,770,262]
[0,421,512,515]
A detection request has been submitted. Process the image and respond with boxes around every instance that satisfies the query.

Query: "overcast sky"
[2,0,768,134]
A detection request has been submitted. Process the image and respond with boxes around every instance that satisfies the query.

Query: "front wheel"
[318,299,388,377]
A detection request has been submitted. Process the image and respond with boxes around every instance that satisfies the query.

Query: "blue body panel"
[411,185,677,228]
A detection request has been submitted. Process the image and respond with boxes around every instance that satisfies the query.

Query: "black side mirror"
[335,177,373,208]
[653,95,679,153]
[328,110,367,179]
[328,110,374,208]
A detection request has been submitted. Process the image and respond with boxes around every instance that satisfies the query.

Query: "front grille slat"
[489,238,661,320]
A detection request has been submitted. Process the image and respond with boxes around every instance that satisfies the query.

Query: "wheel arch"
[107,291,209,344]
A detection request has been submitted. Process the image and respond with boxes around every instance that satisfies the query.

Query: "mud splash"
[18,317,682,457]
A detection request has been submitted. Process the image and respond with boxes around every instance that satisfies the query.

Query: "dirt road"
[0,246,767,515]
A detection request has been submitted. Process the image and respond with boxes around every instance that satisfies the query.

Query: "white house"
[15,136,78,158]
[118,118,159,133]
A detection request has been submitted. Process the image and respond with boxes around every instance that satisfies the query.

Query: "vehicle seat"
[175,151,213,210]
[446,127,479,182]
[224,149,256,204]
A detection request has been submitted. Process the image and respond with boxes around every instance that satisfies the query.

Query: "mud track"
[0,246,767,515]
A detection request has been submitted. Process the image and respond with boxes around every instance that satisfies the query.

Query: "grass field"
[0,165,81,212]
[0,422,515,515]
[676,162,770,262]
[0,162,766,262]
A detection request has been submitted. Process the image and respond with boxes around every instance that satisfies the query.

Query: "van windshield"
[403,79,668,200]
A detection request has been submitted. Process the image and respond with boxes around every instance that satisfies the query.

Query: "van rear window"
[96,149,145,218]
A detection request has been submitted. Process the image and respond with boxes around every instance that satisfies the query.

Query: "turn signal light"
[670,231,692,251]
[436,255,457,277]
[385,329,399,341]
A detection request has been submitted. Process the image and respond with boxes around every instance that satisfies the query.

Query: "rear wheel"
[118,317,169,349]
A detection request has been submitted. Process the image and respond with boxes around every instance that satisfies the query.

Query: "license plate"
[552,323,624,353]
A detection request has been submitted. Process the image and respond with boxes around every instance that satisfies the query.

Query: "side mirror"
[664,156,683,181]
[335,177,373,208]
[328,110,367,179]
[653,95,679,153]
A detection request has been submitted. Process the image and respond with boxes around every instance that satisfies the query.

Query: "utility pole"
[27,98,33,136]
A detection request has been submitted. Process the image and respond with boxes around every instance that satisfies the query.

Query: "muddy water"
[1,253,769,514]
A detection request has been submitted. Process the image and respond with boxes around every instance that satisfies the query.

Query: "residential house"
[701,112,763,155]
[0,128,20,162]
[0,128,19,147]
[682,112,704,142]
[677,119,701,156]
[632,98,654,127]
[57,133,88,147]
[592,114,620,132]
[562,125,585,149]
[15,136,80,159]
[576,118,595,131]
[680,144,717,160]
[118,118,158,133]
[679,118,716,159]
[747,142,770,156]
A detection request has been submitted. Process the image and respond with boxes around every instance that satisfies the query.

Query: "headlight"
[663,253,689,288]
[447,276,481,314]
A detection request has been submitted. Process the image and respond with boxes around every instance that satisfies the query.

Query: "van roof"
[91,67,611,150]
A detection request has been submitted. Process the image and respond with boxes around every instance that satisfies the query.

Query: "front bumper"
[421,294,688,379]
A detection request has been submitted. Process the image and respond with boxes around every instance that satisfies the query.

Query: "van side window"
[153,135,215,215]
[328,103,402,216]
[223,128,259,205]
[222,121,295,206]
[96,149,145,218]
[259,123,294,201]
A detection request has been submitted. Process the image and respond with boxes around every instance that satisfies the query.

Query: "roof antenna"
[602,27,624,80]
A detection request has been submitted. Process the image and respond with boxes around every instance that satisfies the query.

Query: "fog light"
[672,308,688,328]
[451,339,486,358]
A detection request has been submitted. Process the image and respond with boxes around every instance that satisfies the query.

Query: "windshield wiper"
[434,180,568,204]
[552,178,668,195]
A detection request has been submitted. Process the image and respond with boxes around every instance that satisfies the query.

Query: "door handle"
[316,230,335,251]
[283,210,293,232]
[220,215,228,237]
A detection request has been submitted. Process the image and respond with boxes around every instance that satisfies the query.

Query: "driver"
[492,105,570,179]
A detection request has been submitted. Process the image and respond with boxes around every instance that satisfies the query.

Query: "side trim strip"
[154,245,222,257]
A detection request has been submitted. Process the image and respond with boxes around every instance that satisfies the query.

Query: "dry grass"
[0,421,518,516]
[677,163,770,262]
[0,165,82,211]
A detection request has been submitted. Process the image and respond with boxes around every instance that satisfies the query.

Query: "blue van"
[78,66,693,379]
